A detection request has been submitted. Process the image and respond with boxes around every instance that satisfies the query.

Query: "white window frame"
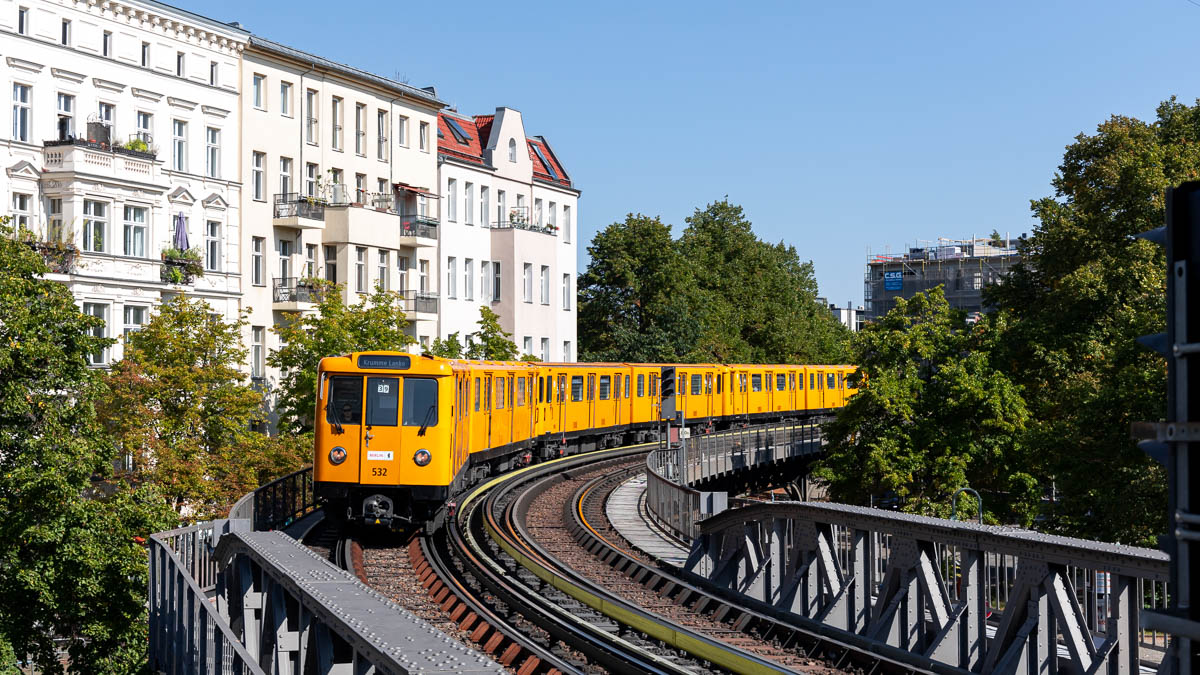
[252,74,265,109]
[564,205,572,243]
[251,326,265,378]
[205,220,220,272]
[331,97,343,150]
[124,305,148,338]
[355,246,367,293]
[82,303,108,366]
[305,89,317,144]
[279,157,292,195]
[523,263,533,303]
[419,121,429,151]
[83,200,107,253]
[446,179,457,222]
[47,198,63,242]
[102,31,112,58]
[305,244,317,278]
[397,115,408,147]
[523,336,533,356]
[480,186,489,228]
[12,84,30,143]
[376,109,388,160]
[56,92,74,140]
[141,42,150,67]
[324,244,337,282]
[11,193,31,229]
[355,103,365,155]
[464,258,474,301]
[464,183,473,225]
[205,126,220,178]
[172,119,187,172]
[540,265,550,305]
[175,51,185,77]
[540,337,550,362]
[306,163,318,197]
[418,259,429,293]
[377,250,389,291]
[563,273,571,310]
[252,152,264,200]
[122,204,147,258]
[61,18,70,46]
[480,261,489,302]
[447,257,457,299]
[280,82,292,117]
[492,261,501,302]
[251,237,265,286]
[508,138,517,162]
[17,7,29,35]
[209,61,218,86]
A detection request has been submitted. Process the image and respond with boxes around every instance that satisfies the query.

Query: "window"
[280,82,292,116]
[279,157,292,195]
[562,274,571,310]
[446,179,457,222]
[11,193,30,229]
[251,237,264,285]
[691,374,702,396]
[377,250,389,290]
[324,245,337,282]
[83,200,106,252]
[789,374,796,391]
[251,327,264,377]
[752,374,763,392]
[365,377,400,426]
[517,378,526,407]
[599,376,611,400]
[82,303,107,365]
[56,93,74,140]
[419,121,429,151]
[331,97,343,150]
[377,178,387,196]
[61,19,70,46]
[564,205,572,243]
[508,138,517,162]
[540,266,550,305]
[563,341,571,361]
[172,119,186,172]
[454,258,469,301]
[534,198,543,226]
[209,61,218,86]
[141,41,150,67]
[705,374,712,394]
[278,239,291,281]
[102,31,112,58]
[355,247,366,293]
[571,376,584,402]
[637,374,645,397]
[549,201,557,229]
[305,163,318,197]
[305,89,317,143]
[136,111,152,141]
[12,84,29,142]
[47,198,63,242]
[718,375,723,394]
[523,263,533,303]
[305,244,316,277]
[175,51,184,77]
[541,338,550,362]
[480,186,489,227]
[251,152,264,200]
[419,259,429,292]
[810,373,815,390]
[376,110,388,159]
[396,115,408,147]
[496,189,506,226]
[205,127,220,178]
[124,306,147,338]
[205,221,220,271]
[403,379,439,427]
[828,373,837,390]
[616,375,623,399]
[447,257,457,298]
[354,103,365,155]
[327,376,363,425]
[123,205,147,257]
[480,261,489,301]
[355,173,367,203]
[587,375,595,401]
[464,183,473,225]
[777,374,786,391]
[17,7,28,35]
[252,74,264,109]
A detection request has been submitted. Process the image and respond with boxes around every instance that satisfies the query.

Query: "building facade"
[2,0,248,364]
[436,108,578,361]
[864,237,1020,322]
[2,0,579,388]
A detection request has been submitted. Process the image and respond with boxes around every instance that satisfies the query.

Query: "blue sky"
[175,0,1200,306]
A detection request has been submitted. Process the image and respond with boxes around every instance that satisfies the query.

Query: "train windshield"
[402,378,438,428]
[327,376,363,425]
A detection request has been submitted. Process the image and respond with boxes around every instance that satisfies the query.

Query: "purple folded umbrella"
[172,212,189,250]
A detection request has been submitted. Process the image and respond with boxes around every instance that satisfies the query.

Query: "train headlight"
[328,446,347,465]
[413,448,432,467]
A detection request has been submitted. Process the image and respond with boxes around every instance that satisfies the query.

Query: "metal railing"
[271,277,322,304]
[491,207,559,236]
[228,466,315,531]
[148,522,263,674]
[401,289,438,314]
[272,193,325,221]
[646,422,822,541]
[398,214,438,239]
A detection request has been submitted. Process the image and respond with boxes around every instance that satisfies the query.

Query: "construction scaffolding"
[864,236,1021,322]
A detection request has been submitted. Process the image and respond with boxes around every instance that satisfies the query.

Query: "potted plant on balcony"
[19,225,78,274]
[160,246,204,284]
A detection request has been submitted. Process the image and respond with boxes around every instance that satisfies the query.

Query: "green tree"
[985,99,1190,544]
[466,306,520,360]
[578,214,702,362]
[428,331,465,359]
[814,288,1036,524]
[269,280,415,432]
[0,218,175,673]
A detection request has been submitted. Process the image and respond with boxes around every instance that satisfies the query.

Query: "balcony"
[42,136,159,183]
[273,193,326,230]
[491,207,559,236]
[401,290,438,318]
[273,277,323,312]
[398,214,439,247]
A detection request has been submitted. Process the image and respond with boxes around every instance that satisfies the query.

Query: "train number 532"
[371,467,387,476]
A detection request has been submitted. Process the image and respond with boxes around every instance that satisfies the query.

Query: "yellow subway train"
[314,352,857,526]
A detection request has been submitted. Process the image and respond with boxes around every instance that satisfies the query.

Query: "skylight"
[531,143,558,180]
[445,118,471,145]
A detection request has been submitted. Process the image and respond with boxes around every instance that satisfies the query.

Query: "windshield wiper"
[417,405,436,437]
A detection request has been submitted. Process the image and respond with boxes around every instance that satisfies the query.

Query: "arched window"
[508,138,517,162]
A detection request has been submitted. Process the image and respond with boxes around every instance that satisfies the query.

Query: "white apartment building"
[437,108,578,361]
[238,37,443,383]
[1,0,248,364]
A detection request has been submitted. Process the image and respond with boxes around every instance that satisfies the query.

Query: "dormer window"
[508,138,517,163]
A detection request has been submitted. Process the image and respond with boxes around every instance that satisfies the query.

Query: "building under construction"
[864,237,1021,322]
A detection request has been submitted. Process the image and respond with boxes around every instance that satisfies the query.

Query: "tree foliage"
[578,203,850,364]
[465,306,520,361]
[814,289,1036,524]
[428,331,465,359]
[269,280,415,433]
[0,219,176,672]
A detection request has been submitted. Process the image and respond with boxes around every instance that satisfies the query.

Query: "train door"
[484,373,494,448]
[587,373,597,429]
[559,373,571,431]
[324,375,364,482]
[358,375,403,486]
[614,372,623,427]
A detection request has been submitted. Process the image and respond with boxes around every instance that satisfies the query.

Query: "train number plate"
[367,451,393,461]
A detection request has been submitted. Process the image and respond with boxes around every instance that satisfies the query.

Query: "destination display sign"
[357,354,412,370]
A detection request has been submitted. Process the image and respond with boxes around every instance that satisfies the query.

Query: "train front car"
[314,351,455,528]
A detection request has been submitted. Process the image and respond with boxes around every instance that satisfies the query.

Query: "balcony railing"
[273,277,323,304]
[398,214,439,239]
[402,290,438,314]
[491,207,559,236]
[43,136,157,161]
[273,193,326,221]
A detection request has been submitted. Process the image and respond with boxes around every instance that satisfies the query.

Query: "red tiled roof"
[527,137,571,187]
[473,115,494,149]
[437,112,485,165]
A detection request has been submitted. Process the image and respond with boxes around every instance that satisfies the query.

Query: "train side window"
[751,374,763,392]
[838,373,844,389]
[678,373,686,397]
[327,376,363,425]
[637,374,645,397]
[705,374,712,394]
[789,374,796,390]
[587,375,596,401]
[509,377,514,407]
[537,377,544,404]
[485,377,492,409]
[496,378,506,409]
[517,378,526,406]
[599,376,611,400]
[613,375,620,399]
[690,373,702,396]
[810,373,816,390]
[571,376,584,402]
[777,374,786,391]
[365,377,400,427]
[828,373,836,390]
[474,377,481,411]
[650,373,658,396]
[625,375,630,396]
[739,374,747,392]
[716,374,723,395]
[401,378,437,427]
